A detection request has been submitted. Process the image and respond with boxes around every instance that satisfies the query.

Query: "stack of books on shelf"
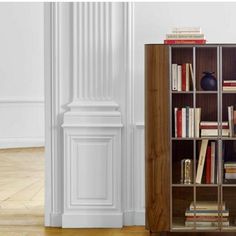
[174,107,201,138]
[223,80,236,91]
[172,63,194,91]
[185,201,229,227]
[228,105,236,137]
[200,121,229,137]
[224,162,236,180]
[196,140,217,184]
[164,27,206,44]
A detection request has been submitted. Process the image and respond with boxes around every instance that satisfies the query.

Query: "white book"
[201,129,229,137]
[200,121,228,126]
[186,63,190,91]
[177,65,182,91]
[182,108,186,138]
[174,107,178,137]
[223,87,236,91]
[211,142,215,184]
[172,27,201,33]
[228,106,233,137]
[191,108,194,137]
[225,173,236,179]
[189,108,193,138]
[195,108,201,138]
[196,139,208,184]
[172,64,178,91]
[189,201,225,211]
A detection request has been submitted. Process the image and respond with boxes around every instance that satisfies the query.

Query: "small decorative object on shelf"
[200,72,217,91]
[164,27,206,44]
[181,159,193,184]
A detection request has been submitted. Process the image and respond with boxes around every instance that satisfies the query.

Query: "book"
[201,129,229,137]
[189,64,194,90]
[189,201,225,211]
[195,108,201,138]
[177,109,182,137]
[166,33,205,39]
[185,209,229,217]
[228,106,233,137]
[185,221,229,227]
[177,65,182,91]
[171,27,201,33]
[182,108,186,138]
[164,39,206,44]
[224,162,236,168]
[182,63,186,91]
[189,108,194,137]
[223,87,236,91]
[211,142,215,184]
[186,106,189,137]
[234,110,236,134]
[200,121,228,126]
[196,139,209,184]
[206,146,211,184]
[186,216,228,222]
[174,108,178,137]
[225,173,236,179]
[172,64,178,91]
[186,63,190,91]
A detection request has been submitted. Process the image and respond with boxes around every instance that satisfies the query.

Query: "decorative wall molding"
[0,97,44,104]
[0,137,44,149]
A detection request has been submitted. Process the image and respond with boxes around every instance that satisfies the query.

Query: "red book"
[164,39,206,44]
[182,64,186,91]
[177,109,182,137]
[200,125,229,129]
[223,83,236,86]
[206,146,211,184]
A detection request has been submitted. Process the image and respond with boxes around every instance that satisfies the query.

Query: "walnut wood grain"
[145,45,170,232]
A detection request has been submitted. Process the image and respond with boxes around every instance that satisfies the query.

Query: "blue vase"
[200,72,217,91]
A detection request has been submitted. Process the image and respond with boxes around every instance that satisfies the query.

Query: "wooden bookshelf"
[145,44,236,234]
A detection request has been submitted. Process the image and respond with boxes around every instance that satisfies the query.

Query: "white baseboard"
[48,213,62,227]
[0,137,44,149]
[123,210,145,226]
[62,213,123,228]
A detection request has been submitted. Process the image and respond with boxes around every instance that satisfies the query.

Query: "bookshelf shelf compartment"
[145,44,236,234]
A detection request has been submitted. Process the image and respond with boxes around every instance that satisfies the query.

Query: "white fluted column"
[62,2,123,228]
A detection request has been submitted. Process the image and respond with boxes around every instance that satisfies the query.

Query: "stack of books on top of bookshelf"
[224,162,236,180]
[200,121,229,137]
[223,80,236,91]
[196,140,217,184]
[164,27,206,44]
[174,107,201,138]
[185,201,229,227]
[228,105,236,137]
[172,63,194,91]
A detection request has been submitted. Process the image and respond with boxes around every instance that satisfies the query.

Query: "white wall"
[0,3,44,148]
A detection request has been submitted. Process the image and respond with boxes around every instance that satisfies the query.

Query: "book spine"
[177,109,182,137]
[228,106,233,137]
[166,33,204,39]
[182,108,186,138]
[182,64,186,91]
[177,65,182,91]
[206,146,211,184]
[164,39,206,44]
[186,107,189,137]
[172,64,178,90]
[234,110,236,135]
[186,63,190,91]
[211,142,215,184]
[174,108,178,137]
[196,139,209,184]
[189,64,194,90]
[200,125,229,129]
[195,108,201,138]
[223,83,236,86]
[172,27,201,33]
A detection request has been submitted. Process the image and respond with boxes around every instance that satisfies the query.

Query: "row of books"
[224,162,236,180]
[185,201,229,227]
[200,121,229,137]
[164,27,206,45]
[196,140,217,184]
[172,63,194,91]
[223,80,236,91]
[228,105,236,137]
[174,107,201,138]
